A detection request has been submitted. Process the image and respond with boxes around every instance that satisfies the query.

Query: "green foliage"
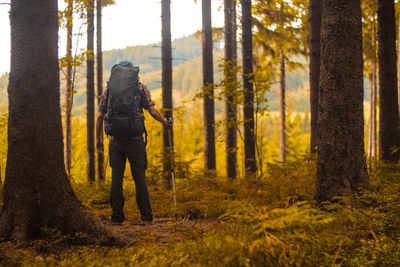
[0,160,399,266]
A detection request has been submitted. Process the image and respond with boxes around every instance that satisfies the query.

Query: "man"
[96,60,170,224]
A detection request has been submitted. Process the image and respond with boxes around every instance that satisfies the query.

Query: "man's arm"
[148,105,169,127]
[96,112,104,152]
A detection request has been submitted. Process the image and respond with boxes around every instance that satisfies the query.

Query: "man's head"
[119,60,133,67]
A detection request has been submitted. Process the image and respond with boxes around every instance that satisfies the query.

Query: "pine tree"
[316,0,370,203]
[0,0,120,244]
[225,0,238,178]
[362,0,378,164]
[377,0,400,163]
[253,0,305,163]
[162,0,173,188]
[309,0,321,154]
[202,0,216,171]
[64,0,73,175]
[87,0,95,182]
[96,0,105,181]
[241,0,257,175]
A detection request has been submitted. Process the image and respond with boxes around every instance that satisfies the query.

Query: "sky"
[0,0,224,75]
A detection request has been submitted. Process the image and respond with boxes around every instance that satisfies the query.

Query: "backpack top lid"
[118,60,133,67]
[108,63,140,115]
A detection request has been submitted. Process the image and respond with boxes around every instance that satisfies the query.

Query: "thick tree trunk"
[279,47,286,163]
[225,0,237,179]
[202,0,216,171]
[377,0,400,162]
[0,0,124,244]
[96,0,105,181]
[64,0,73,175]
[162,0,173,188]
[316,0,370,203]
[309,0,321,154]
[87,0,96,182]
[242,0,256,175]
[397,11,400,129]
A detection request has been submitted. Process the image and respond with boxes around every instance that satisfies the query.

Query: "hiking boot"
[111,217,125,225]
[140,219,157,225]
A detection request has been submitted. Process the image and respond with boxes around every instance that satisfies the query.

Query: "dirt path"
[104,217,217,245]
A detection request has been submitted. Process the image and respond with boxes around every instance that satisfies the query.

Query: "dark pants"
[109,137,153,221]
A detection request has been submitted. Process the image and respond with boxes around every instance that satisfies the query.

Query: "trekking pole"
[168,127,177,218]
[166,111,177,218]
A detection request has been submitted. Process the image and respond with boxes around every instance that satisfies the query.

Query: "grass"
[0,159,399,266]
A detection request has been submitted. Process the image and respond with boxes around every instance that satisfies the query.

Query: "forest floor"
[0,217,221,266]
[0,160,399,266]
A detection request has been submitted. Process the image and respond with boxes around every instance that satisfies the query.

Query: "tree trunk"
[368,18,377,163]
[398,12,400,118]
[64,0,73,175]
[309,0,321,154]
[96,0,105,181]
[377,0,400,163]
[225,0,237,179]
[87,0,96,182]
[202,0,216,171]
[279,47,286,163]
[316,0,370,203]
[0,0,123,244]
[242,0,256,175]
[162,0,173,189]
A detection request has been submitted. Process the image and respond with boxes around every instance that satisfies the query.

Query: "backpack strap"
[138,83,148,146]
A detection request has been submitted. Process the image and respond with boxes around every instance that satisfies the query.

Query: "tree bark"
[377,0,400,162]
[241,0,256,175]
[309,0,321,154]
[398,12,400,119]
[225,0,237,179]
[162,0,173,188]
[316,0,370,203]
[279,47,286,163]
[0,0,124,244]
[64,0,73,175]
[96,0,105,181]
[87,0,96,182]
[202,0,216,171]
[368,18,377,163]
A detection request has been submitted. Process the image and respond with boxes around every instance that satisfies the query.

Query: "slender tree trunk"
[316,0,370,203]
[309,0,321,154]
[64,0,73,175]
[202,0,216,171]
[87,0,95,182]
[369,18,377,163]
[0,0,122,244]
[96,0,105,181]
[225,0,237,179]
[242,0,256,175]
[279,47,286,163]
[162,0,173,188]
[377,0,400,163]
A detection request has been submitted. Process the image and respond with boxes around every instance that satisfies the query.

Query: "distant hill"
[103,35,202,74]
[0,35,311,115]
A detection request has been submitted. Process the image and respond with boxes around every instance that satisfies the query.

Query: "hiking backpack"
[104,64,145,139]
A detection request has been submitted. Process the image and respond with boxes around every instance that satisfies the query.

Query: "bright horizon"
[0,0,224,75]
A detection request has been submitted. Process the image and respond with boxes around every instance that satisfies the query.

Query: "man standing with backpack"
[96,60,170,224]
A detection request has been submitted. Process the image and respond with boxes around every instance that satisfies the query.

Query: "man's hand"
[164,110,173,128]
[166,117,173,128]
[148,105,172,128]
